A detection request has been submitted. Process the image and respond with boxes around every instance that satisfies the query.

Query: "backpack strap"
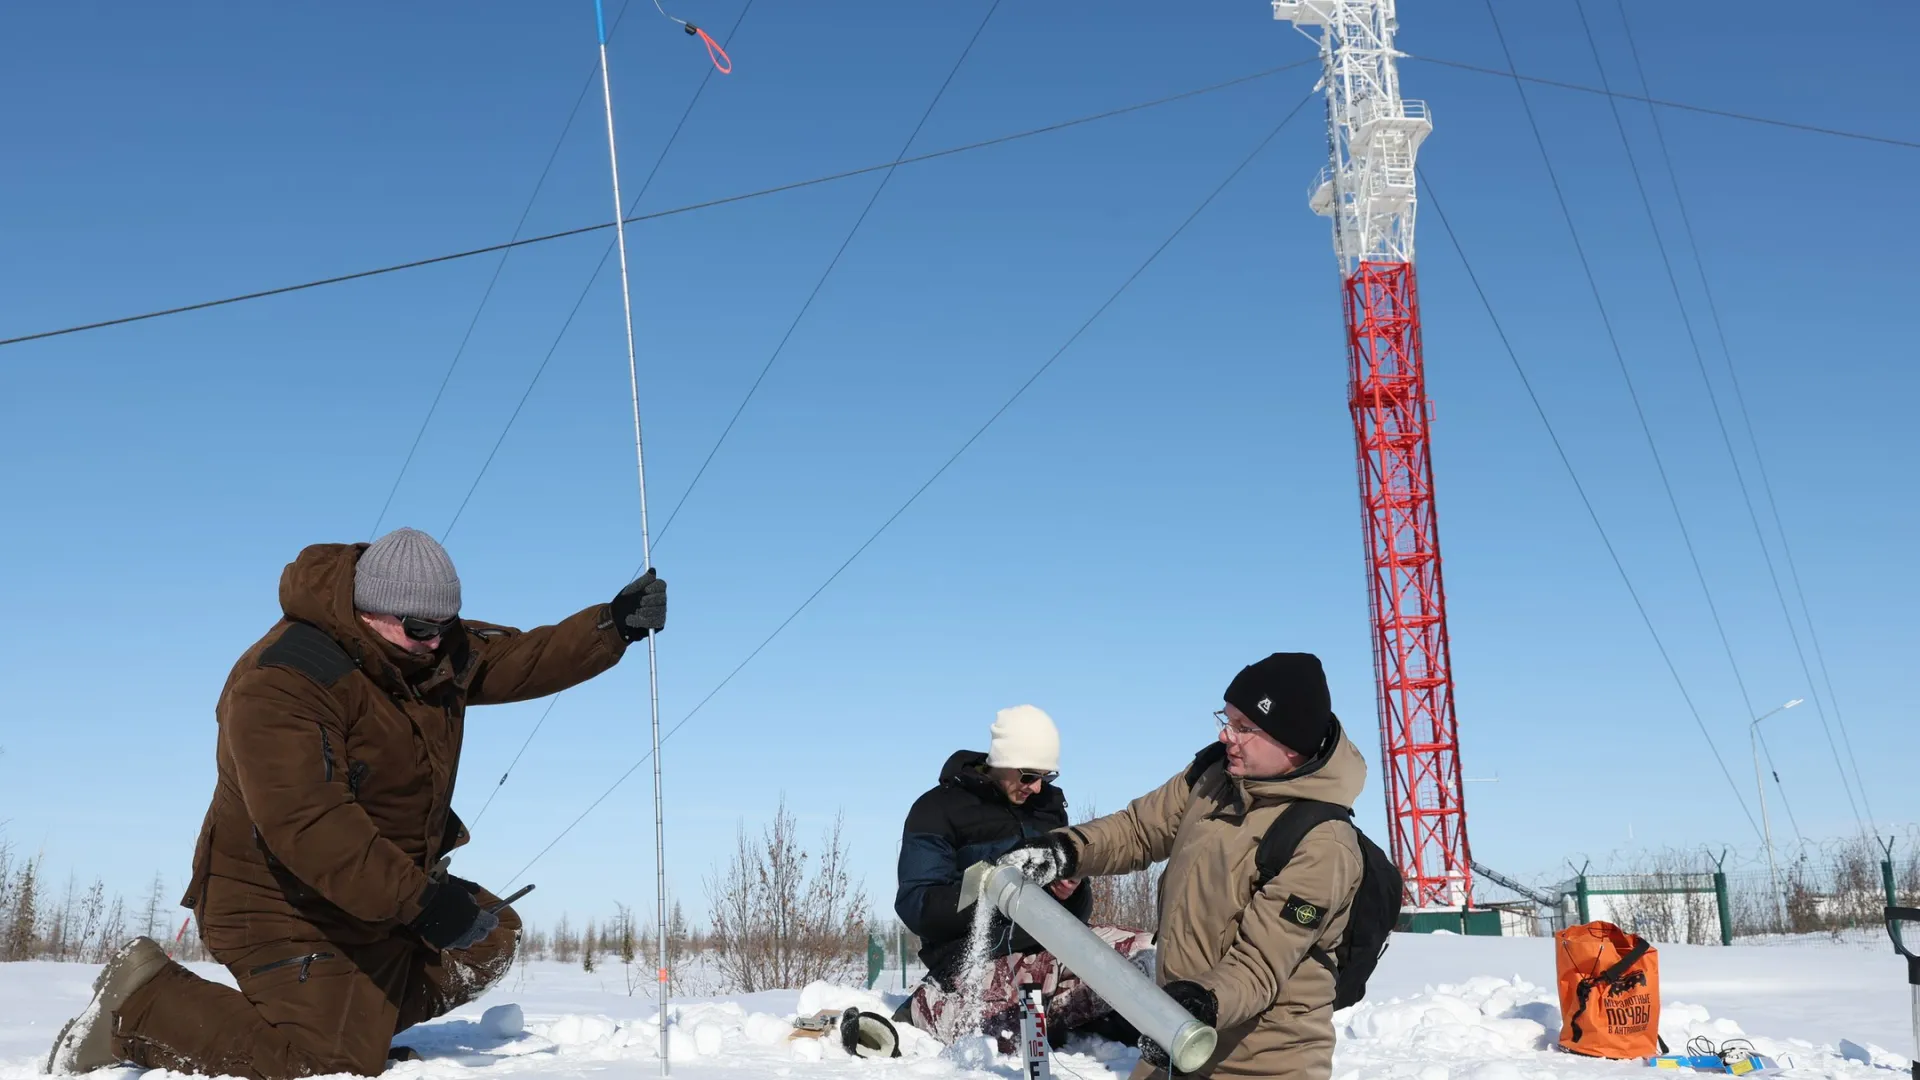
[1254,800,1351,889]
[1254,801,1353,974]
[1565,932,1651,1045]
[258,622,358,688]
[1595,936,1650,986]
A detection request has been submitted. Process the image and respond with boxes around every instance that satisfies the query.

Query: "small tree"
[44,873,77,961]
[582,920,598,973]
[667,901,689,961]
[553,915,577,964]
[92,894,127,963]
[613,905,642,996]
[76,880,104,962]
[3,855,40,960]
[139,873,166,941]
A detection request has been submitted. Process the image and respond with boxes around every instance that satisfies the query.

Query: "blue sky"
[1,0,1913,932]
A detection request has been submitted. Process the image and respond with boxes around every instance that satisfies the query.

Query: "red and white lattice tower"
[1273,0,1470,908]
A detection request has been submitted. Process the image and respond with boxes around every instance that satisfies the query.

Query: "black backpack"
[1252,799,1403,1010]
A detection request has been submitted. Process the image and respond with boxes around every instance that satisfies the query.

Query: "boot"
[46,937,174,1074]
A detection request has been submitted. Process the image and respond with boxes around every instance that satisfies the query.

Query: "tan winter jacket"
[1067,724,1368,1080]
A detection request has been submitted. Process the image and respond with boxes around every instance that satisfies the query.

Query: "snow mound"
[1338,974,1558,1058]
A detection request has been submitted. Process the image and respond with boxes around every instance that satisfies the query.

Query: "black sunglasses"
[399,615,457,642]
[1017,769,1059,786]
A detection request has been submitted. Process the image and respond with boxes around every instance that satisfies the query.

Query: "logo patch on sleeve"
[1282,894,1326,929]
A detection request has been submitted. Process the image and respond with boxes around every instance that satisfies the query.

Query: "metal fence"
[1470,830,1917,945]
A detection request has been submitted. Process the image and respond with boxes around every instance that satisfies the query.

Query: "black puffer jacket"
[894,749,1092,978]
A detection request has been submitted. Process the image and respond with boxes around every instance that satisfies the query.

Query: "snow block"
[482,1003,525,1039]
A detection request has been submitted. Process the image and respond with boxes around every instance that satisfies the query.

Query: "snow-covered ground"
[0,933,1908,1080]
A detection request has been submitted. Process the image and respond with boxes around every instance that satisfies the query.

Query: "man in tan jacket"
[1000,652,1366,1079]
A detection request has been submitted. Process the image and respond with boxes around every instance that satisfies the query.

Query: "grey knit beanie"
[354,527,462,620]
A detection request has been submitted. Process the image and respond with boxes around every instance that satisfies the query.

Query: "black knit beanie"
[1223,652,1333,754]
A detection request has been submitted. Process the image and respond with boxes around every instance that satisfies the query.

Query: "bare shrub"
[706,799,870,993]
[1077,803,1162,933]
[1089,868,1159,931]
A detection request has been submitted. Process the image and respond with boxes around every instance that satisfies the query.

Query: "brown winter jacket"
[1066,724,1368,1080]
[181,543,628,949]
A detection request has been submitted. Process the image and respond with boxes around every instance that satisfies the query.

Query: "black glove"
[996,833,1077,886]
[1139,981,1218,1074]
[410,880,499,951]
[610,569,668,642]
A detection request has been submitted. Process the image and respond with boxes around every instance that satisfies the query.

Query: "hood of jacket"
[936,748,1067,817]
[277,542,465,696]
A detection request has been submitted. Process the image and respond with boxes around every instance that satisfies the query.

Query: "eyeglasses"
[1016,770,1059,787]
[400,615,457,642]
[1214,709,1262,743]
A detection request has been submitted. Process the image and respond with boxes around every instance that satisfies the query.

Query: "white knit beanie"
[986,705,1060,772]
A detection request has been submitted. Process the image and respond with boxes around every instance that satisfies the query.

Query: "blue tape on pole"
[593,0,607,45]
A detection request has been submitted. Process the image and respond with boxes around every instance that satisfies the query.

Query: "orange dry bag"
[1555,921,1660,1059]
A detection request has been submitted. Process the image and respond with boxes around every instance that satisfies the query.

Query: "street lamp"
[1751,698,1805,929]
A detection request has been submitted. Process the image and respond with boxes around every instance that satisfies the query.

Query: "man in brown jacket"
[1000,653,1365,1079]
[46,528,667,1079]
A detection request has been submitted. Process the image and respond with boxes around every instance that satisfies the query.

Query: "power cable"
[439,0,757,542]
[1418,168,1761,840]
[1611,0,1878,835]
[1479,0,1766,835]
[368,0,638,540]
[1402,53,1920,152]
[651,0,1004,546]
[498,91,1316,888]
[1574,0,1868,837]
[0,61,1309,352]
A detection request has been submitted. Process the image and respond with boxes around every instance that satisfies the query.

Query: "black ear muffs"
[837,1008,901,1059]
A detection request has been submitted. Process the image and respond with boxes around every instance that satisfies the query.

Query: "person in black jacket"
[894,706,1151,1051]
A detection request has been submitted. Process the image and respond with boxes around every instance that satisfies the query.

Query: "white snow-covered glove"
[997,834,1077,887]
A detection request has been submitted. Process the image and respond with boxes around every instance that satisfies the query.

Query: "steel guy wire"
[1401,53,1920,151]
[1613,0,1878,836]
[1576,0,1868,839]
[464,0,758,832]
[459,60,1314,819]
[439,0,756,543]
[1480,0,1765,835]
[1566,0,1778,737]
[651,0,1005,547]
[1418,168,1761,840]
[461,0,1011,815]
[498,90,1316,888]
[0,61,1308,352]
[369,0,637,541]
